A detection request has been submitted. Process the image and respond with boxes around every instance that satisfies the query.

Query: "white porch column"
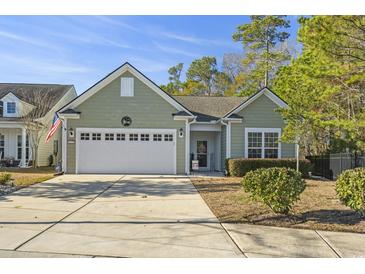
[226,121,231,158]
[185,119,190,175]
[21,127,26,167]
[61,118,67,173]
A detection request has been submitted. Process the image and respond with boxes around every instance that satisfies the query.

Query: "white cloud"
[160,31,204,44]
[0,53,92,75]
[93,16,139,32]
[0,30,60,50]
[159,30,236,48]
[154,42,199,58]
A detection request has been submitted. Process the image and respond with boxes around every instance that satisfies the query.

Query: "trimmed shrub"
[336,168,365,215]
[0,173,11,185]
[226,158,312,178]
[242,167,306,214]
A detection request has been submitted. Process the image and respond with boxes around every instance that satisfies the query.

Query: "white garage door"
[76,128,176,174]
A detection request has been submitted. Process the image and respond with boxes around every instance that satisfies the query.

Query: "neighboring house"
[58,62,295,174]
[0,84,77,167]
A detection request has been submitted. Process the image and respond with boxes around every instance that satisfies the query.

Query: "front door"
[196,140,208,168]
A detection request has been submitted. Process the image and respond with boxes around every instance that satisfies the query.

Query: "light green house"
[58,62,295,174]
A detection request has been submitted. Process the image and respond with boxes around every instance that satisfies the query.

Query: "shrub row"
[242,167,305,214]
[225,158,312,178]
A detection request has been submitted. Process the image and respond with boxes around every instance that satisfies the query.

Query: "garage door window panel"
[105,133,114,141]
[164,134,173,141]
[129,133,138,141]
[141,134,149,141]
[92,133,101,140]
[81,133,90,140]
[153,134,162,141]
[117,133,125,141]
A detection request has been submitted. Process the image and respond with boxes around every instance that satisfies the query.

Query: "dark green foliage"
[225,158,312,178]
[242,167,306,214]
[336,168,365,215]
[48,155,54,167]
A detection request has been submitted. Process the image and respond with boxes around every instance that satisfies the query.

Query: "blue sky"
[0,16,299,94]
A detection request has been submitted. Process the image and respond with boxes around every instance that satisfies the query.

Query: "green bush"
[336,168,365,215]
[226,158,312,178]
[241,167,306,214]
[0,173,11,185]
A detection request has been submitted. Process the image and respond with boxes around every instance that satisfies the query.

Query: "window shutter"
[120,77,134,97]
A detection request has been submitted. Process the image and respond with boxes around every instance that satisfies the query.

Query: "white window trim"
[120,77,134,97]
[245,128,281,159]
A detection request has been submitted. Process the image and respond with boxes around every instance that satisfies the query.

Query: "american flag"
[45,113,61,143]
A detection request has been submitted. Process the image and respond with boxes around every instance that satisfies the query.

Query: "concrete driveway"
[0,175,242,258]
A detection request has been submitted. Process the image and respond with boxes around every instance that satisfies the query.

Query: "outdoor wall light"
[179,128,184,138]
[69,127,74,138]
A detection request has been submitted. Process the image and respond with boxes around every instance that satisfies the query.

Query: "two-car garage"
[76,128,176,174]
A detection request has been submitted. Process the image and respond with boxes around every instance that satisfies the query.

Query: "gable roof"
[58,62,194,116]
[222,87,288,118]
[0,83,74,119]
[173,96,247,122]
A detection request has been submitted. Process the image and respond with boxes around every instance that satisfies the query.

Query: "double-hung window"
[246,128,280,159]
[17,135,30,160]
[0,134,4,159]
[7,102,16,114]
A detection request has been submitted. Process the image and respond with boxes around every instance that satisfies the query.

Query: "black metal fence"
[306,153,365,180]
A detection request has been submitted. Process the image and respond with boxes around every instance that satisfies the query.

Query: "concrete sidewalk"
[223,223,365,258]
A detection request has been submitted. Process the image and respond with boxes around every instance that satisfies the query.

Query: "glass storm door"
[197,140,208,167]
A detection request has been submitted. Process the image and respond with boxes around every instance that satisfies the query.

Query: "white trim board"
[244,127,282,159]
[224,87,288,118]
[59,63,194,116]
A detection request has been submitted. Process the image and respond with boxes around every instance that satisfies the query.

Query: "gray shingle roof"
[0,83,73,120]
[172,95,247,121]
[172,110,191,117]
[59,108,81,114]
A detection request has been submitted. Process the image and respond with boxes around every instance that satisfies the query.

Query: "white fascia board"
[59,63,194,116]
[58,113,80,119]
[0,121,25,128]
[173,115,195,121]
[223,88,288,118]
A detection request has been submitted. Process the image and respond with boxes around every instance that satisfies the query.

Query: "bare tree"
[222,53,245,81]
[20,89,57,167]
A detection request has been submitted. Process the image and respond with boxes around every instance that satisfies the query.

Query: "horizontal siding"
[230,94,295,158]
[37,87,77,166]
[67,71,186,174]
